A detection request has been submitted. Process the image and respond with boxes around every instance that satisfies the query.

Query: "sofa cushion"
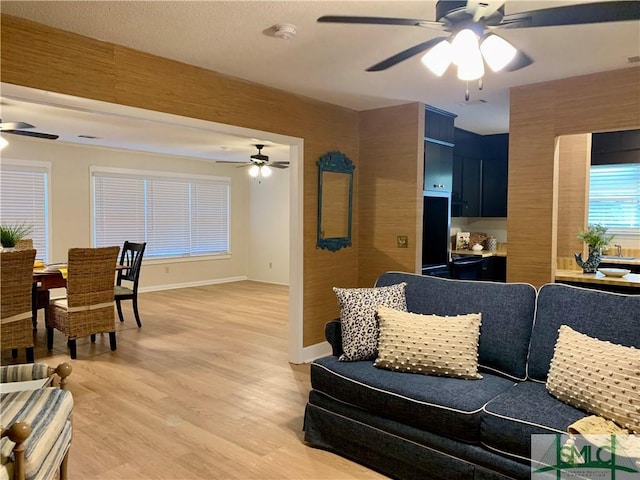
[374,306,482,379]
[311,355,515,443]
[527,283,640,381]
[375,272,536,380]
[333,282,407,362]
[546,325,640,433]
[481,381,588,463]
[0,388,73,480]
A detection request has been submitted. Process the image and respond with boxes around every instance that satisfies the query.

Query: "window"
[588,163,640,235]
[0,161,50,261]
[92,169,230,259]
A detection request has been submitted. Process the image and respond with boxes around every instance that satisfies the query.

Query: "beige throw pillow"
[374,306,482,380]
[546,325,640,434]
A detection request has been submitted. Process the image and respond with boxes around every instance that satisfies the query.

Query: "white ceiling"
[0,0,639,161]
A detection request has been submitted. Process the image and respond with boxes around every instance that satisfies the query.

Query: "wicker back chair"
[1,249,37,363]
[46,246,120,359]
[14,238,34,250]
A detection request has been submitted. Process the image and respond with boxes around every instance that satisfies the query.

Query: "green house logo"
[531,434,640,480]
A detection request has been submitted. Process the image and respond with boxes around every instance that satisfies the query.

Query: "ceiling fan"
[0,120,59,140]
[318,0,640,99]
[220,144,289,179]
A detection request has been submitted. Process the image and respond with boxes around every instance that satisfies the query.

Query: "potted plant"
[574,223,614,273]
[0,222,33,250]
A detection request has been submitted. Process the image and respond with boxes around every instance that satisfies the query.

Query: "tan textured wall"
[0,14,366,348]
[358,104,424,287]
[509,67,640,287]
[556,134,591,263]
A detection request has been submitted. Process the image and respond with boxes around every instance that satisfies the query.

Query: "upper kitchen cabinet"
[452,129,509,217]
[424,106,456,192]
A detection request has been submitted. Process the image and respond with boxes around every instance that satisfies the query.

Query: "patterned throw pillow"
[334,283,407,362]
[547,325,640,433]
[374,306,482,379]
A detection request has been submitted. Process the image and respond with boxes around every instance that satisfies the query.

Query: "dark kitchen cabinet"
[425,141,454,192]
[452,129,508,217]
[424,106,456,193]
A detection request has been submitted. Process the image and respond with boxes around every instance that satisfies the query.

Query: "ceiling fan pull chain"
[478,78,484,91]
[465,82,470,101]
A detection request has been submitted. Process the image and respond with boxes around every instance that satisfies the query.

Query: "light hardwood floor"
[1,281,387,480]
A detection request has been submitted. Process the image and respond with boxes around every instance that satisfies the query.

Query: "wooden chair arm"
[1,422,31,480]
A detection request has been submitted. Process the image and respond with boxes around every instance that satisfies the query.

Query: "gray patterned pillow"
[374,306,483,379]
[333,283,407,362]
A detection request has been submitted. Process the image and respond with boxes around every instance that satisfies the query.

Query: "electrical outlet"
[397,235,408,248]
[164,266,170,274]
[269,262,273,269]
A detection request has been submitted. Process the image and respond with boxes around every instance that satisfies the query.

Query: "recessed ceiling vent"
[627,55,640,64]
[459,99,488,106]
[78,135,102,139]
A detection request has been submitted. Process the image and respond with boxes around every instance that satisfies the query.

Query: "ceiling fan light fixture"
[260,165,272,177]
[480,34,517,72]
[421,40,452,77]
[450,29,479,67]
[248,164,260,178]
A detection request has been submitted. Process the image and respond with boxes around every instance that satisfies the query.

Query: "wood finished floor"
[1,281,387,480]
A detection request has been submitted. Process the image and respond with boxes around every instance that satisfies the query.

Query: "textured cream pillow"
[547,325,640,434]
[374,306,482,380]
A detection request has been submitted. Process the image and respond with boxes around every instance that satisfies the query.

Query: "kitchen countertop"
[451,249,507,258]
[555,269,640,289]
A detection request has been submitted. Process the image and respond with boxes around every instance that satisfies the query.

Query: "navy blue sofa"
[303,272,640,480]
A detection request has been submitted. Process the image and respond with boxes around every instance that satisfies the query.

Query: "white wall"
[2,135,256,290]
[248,168,290,284]
[451,217,508,245]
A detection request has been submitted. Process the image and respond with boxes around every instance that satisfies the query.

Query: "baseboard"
[295,341,332,364]
[138,275,248,293]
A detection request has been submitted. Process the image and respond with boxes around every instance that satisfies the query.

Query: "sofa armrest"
[325,319,342,357]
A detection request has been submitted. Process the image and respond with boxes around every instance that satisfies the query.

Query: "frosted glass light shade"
[451,29,479,66]
[480,34,517,72]
[248,164,260,177]
[0,135,7,150]
[260,165,272,177]
[421,40,452,77]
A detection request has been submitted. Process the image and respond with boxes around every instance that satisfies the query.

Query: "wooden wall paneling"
[0,14,362,350]
[0,15,116,102]
[357,103,424,287]
[556,134,591,262]
[508,66,640,287]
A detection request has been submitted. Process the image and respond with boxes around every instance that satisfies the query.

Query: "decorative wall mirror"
[317,151,355,252]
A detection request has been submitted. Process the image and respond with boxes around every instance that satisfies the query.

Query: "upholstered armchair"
[0,363,73,480]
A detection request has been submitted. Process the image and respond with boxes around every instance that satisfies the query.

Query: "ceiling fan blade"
[2,130,59,140]
[269,164,289,169]
[503,49,534,72]
[318,15,443,29]
[0,121,35,130]
[366,37,448,72]
[497,1,640,29]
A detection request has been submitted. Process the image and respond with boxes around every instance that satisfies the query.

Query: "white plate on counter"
[597,268,631,277]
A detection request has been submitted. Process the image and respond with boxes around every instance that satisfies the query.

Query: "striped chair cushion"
[0,388,73,480]
[0,364,50,383]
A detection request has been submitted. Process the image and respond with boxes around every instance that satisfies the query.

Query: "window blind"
[0,163,49,261]
[93,170,230,259]
[588,163,640,232]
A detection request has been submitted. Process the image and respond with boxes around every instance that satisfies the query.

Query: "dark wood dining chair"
[46,246,120,359]
[1,249,37,363]
[115,241,146,328]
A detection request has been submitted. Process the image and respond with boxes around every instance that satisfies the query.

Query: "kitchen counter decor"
[574,224,614,274]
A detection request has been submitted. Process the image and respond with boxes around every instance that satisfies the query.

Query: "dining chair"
[1,249,37,363]
[115,241,146,328]
[14,238,34,250]
[46,246,120,359]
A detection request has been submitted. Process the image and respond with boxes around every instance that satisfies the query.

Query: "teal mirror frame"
[317,151,355,252]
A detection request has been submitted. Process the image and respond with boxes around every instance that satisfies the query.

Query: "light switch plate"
[397,235,408,248]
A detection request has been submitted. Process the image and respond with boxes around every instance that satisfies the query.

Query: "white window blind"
[588,163,640,232]
[93,170,230,259]
[0,163,49,261]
